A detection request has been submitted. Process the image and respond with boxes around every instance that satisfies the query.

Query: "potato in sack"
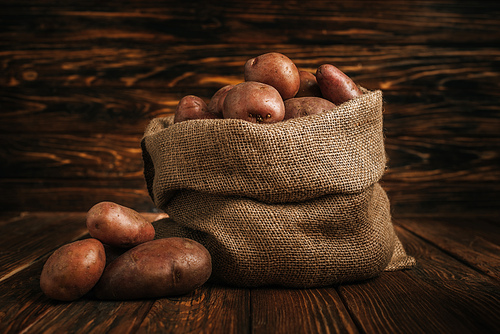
[223,81,285,123]
[316,64,362,105]
[244,52,300,100]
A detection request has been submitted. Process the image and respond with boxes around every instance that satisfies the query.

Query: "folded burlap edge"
[142,89,387,207]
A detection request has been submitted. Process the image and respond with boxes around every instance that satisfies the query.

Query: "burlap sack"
[141,89,416,287]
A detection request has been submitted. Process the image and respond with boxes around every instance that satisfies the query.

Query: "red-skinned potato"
[207,84,234,117]
[284,97,336,120]
[295,70,322,97]
[40,238,106,301]
[316,64,363,105]
[93,237,212,300]
[86,201,155,248]
[173,95,217,123]
[244,52,300,100]
[223,81,285,123]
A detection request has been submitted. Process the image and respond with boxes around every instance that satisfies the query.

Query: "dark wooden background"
[1,0,499,218]
[1,2,499,333]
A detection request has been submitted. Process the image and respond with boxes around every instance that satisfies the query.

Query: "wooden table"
[1,212,499,333]
[1,1,499,333]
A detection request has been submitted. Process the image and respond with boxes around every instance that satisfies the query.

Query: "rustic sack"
[141,89,416,287]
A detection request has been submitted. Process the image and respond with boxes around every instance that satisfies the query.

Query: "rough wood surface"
[1,0,499,215]
[0,213,498,333]
[395,216,500,281]
[137,286,250,334]
[250,288,358,334]
[339,225,500,334]
[1,0,499,333]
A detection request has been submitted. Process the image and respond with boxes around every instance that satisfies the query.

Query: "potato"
[207,84,234,117]
[223,81,285,123]
[40,238,106,301]
[316,64,363,105]
[86,201,155,248]
[295,70,322,98]
[173,95,217,123]
[244,52,300,100]
[284,97,336,120]
[93,237,212,300]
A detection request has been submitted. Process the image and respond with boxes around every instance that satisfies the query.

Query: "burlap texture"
[142,89,416,288]
[142,90,387,206]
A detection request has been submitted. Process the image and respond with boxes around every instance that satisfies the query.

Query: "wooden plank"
[394,216,500,280]
[0,179,156,212]
[0,212,88,282]
[0,133,145,179]
[0,257,154,334]
[382,180,500,216]
[21,297,154,334]
[0,259,61,334]
[2,46,499,135]
[136,285,250,334]
[0,211,28,227]
[338,226,500,334]
[0,211,243,334]
[251,287,358,334]
[0,211,159,281]
[0,87,177,135]
[1,134,498,180]
[2,86,499,137]
[1,1,499,47]
[2,45,499,91]
[0,211,159,264]
[383,136,500,183]
[382,90,500,138]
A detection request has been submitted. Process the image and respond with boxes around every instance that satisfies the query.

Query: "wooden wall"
[1,0,499,216]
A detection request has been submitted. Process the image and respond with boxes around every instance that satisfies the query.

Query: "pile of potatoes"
[40,202,212,301]
[174,52,363,124]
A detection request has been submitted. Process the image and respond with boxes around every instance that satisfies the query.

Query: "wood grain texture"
[395,216,500,281]
[0,133,145,178]
[251,288,358,334]
[137,285,250,334]
[1,1,499,47]
[1,0,499,214]
[1,1,499,333]
[0,212,88,282]
[382,181,499,216]
[1,213,498,333]
[0,179,155,212]
[0,269,155,334]
[339,226,500,334]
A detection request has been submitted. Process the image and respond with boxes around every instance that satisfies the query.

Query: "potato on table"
[86,201,155,248]
[40,238,106,301]
[93,237,212,300]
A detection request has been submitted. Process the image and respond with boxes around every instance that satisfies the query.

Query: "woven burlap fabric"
[142,89,416,287]
[142,90,386,206]
[154,183,414,287]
